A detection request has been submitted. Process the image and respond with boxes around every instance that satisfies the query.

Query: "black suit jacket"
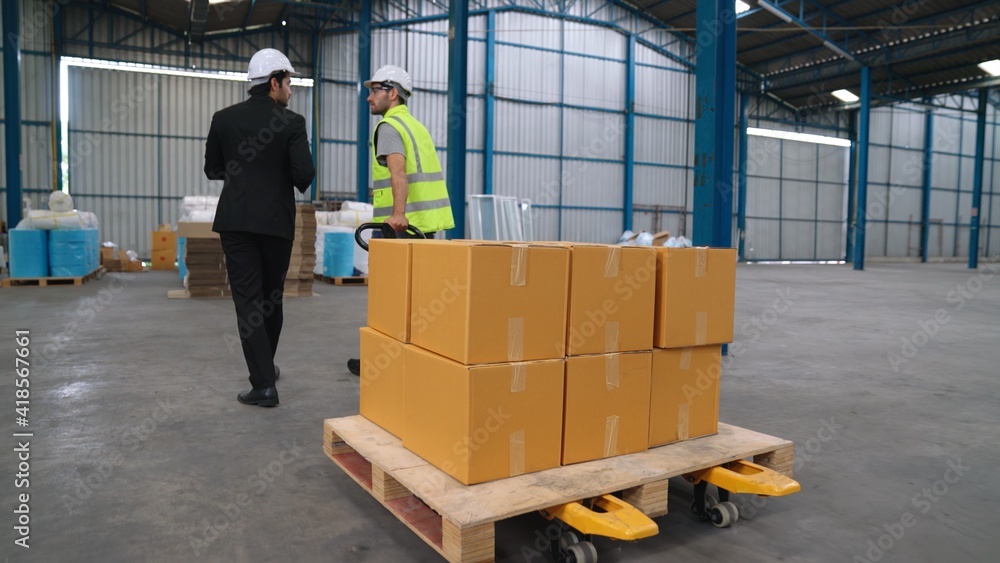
[204,94,316,240]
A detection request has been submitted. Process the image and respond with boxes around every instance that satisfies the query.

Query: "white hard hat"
[364,65,413,97]
[247,48,299,86]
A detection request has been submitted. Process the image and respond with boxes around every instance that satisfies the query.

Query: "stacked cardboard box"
[358,241,737,485]
[559,244,657,465]
[176,223,229,298]
[151,225,177,270]
[361,240,570,485]
[649,247,736,447]
[284,205,317,297]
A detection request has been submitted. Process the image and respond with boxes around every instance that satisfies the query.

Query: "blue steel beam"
[483,10,496,195]
[969,88,988,269]
[4,0,23,227]
[737,93,749,261]
[355,1,372,203]
[693,0,735,248]
[920,104,933,263]
[446,0,469,238]
[242,0,256,31]
[844,110,855,262]
[623,33,635,233]
[852,67,871,270]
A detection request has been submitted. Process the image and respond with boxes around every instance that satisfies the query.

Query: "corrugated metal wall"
[315,7,692,244]
[865,96,1000,260]
[66,66,313,257]
[743,95,849,261]
[0,0,57,222]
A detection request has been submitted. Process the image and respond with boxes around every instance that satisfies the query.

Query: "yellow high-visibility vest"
[371,105,454,233]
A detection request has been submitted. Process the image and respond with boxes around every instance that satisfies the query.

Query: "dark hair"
[247,71,289,96]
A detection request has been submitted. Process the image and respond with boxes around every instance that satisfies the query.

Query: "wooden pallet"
[323,415,794,563]
[314,274,368,286]
[166,289,232,299]
[1,267,103,288]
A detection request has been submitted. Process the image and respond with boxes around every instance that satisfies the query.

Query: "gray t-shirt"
[375,122,405,167]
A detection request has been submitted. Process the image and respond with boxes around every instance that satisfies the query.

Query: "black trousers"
[220,232,293,390]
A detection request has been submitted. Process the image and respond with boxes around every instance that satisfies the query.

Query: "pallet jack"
[540,460,800,562]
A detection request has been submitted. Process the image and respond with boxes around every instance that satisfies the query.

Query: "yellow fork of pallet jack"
[540,494,659,541]
[687,459,801,496]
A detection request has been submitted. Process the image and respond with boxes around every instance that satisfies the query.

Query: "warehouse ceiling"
[78,1,999,111]
[635,0,1000,110]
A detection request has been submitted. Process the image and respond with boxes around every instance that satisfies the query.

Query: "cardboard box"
[368,239,416,343]
[563,244,656,356]
[654,247,736,348]
[411,241,569,364]
[176,222,218,239]
[562,352,651,465]
[359,327,408,438]
[152,227,177,251]
[649,346,721,447]
[403,345,565,485]
[151,250,176,270]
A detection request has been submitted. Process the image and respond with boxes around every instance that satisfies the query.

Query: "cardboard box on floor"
[559,243,656,356]
[649,346,722,447]
[654,247,736,348]
[562,351,651,465]
[151,250,176,270]
[403,345,565,486]
[359,327,408,439]
[410,241,570,364]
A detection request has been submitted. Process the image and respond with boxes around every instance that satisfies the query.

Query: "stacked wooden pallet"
[284,205,317,297]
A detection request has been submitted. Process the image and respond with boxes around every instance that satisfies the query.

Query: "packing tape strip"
[509,429,526,477]
[606,354,620,390]
[679,347,693,370]
[510,363,527,393]
[695,247,708,278]
[604,245,621,278]
[604,415,620,458]
[678,403,690,441]
[605,321,620,353]
[508,317,525,361]
[510,245,528,287]
[695,312,708,345]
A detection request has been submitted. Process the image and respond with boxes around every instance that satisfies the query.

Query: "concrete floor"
[1,262,998,562]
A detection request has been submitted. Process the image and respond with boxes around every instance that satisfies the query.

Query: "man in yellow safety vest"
[348,65,454,376]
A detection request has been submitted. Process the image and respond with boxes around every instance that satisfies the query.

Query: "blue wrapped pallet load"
[49,229,99,277]
[323,229,355,277]
[9,229,49,278]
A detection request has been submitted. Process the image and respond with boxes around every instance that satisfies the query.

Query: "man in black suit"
[204,48,315,407]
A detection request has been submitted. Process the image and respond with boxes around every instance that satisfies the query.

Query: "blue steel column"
[446,1,469,238]
[483,10,495,195]
[737,93,748,261]
[969,88,988,269]
[4,0,23,227]
[623,33,636,233]
[920,104,933,263]
[693,0,736,248]
[355,2,372,203]
[845,110,857,262]
[852,66,871,270]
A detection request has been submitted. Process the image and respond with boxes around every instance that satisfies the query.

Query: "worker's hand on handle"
[386,211,409,233]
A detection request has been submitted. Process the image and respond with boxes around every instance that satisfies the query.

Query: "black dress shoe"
[347,358,360,376]
[274,365,280,381]
[238,387,279,407]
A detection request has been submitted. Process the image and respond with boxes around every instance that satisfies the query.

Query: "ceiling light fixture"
[747,127,852,147]
[978,59,1000,77]
[735,1,751,14]
[831,89,859,103]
